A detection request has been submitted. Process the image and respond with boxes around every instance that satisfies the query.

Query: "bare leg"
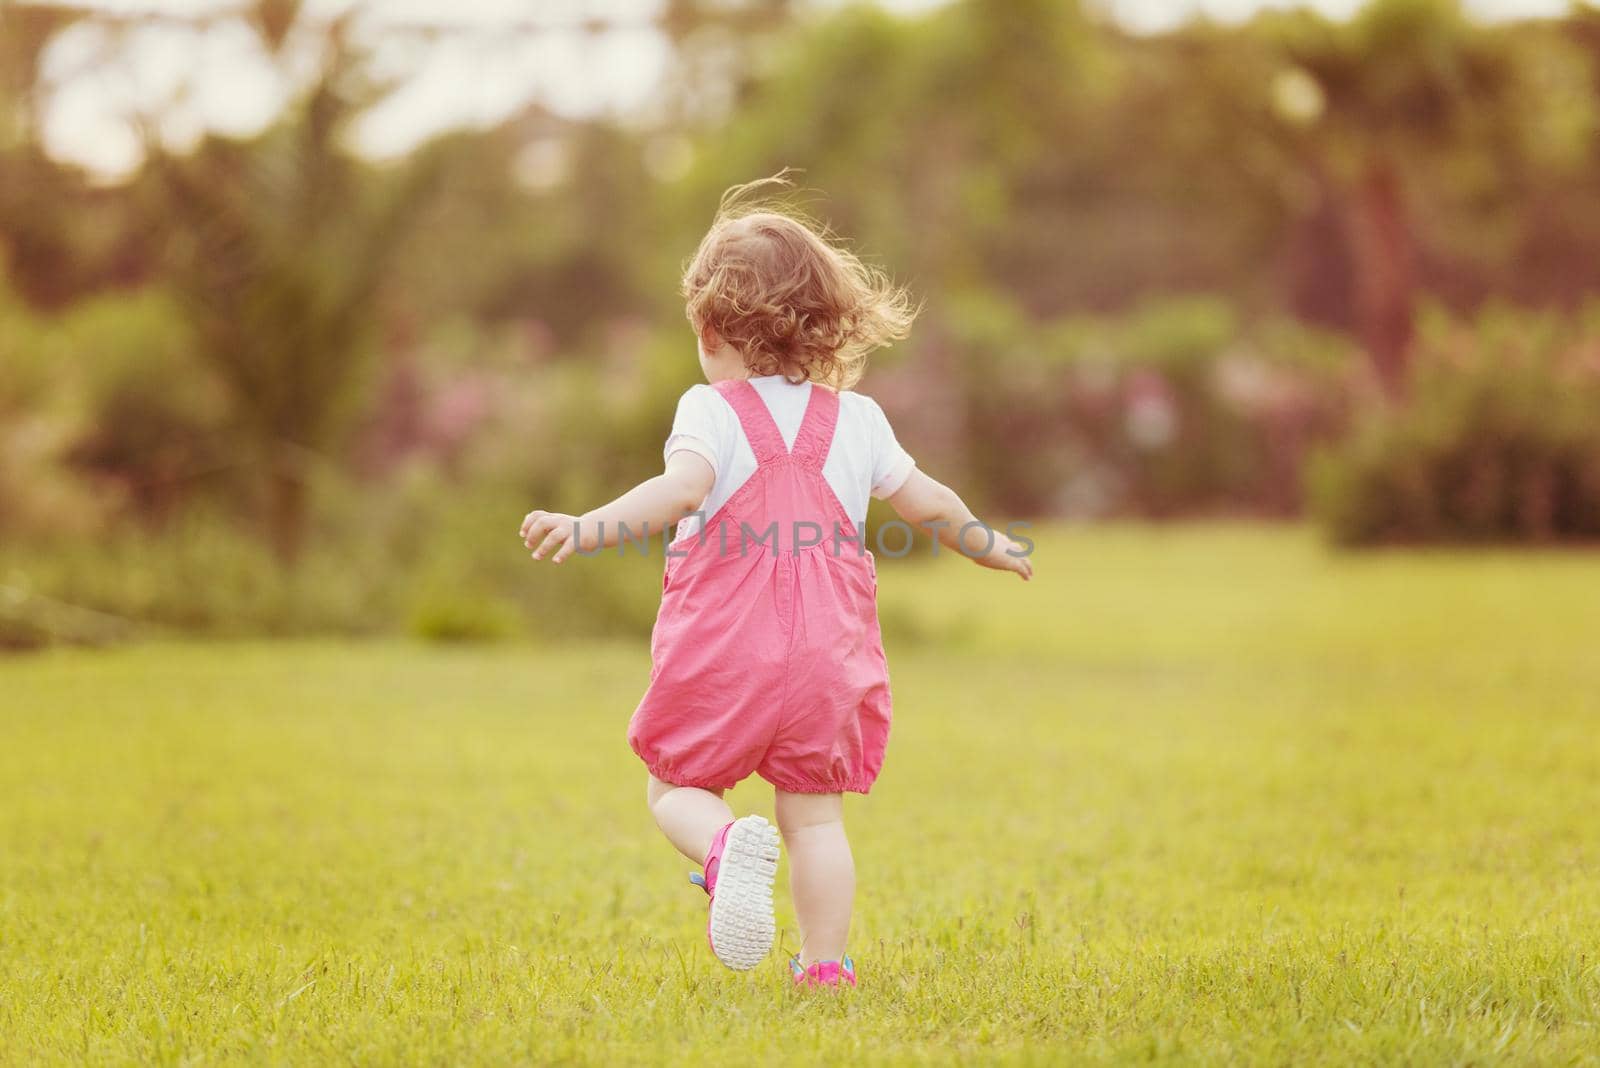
[646,774,734,863]
[775,791,853,964]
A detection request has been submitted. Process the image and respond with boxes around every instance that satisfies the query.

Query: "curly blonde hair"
[682,176,917,390]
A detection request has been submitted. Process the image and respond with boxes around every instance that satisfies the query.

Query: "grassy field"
[2,525,1598,1064]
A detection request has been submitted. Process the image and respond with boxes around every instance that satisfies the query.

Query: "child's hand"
[978,533,1034,581]
[520,510,593,564]
[888,471,1032,582]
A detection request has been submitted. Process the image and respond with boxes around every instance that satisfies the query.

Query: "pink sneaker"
[687,815,779,971]
[790,956,857,988]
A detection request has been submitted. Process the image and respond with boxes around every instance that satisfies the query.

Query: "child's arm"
[887,469,1033,581]
[521,451,715,564]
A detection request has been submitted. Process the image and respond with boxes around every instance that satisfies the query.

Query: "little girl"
[520,180,1031,988]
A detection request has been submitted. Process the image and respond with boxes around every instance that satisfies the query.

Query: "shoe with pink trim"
[790,956,857,988]
[687,815,779,971]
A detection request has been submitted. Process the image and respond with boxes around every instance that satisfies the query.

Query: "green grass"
[2,525,1599,1064]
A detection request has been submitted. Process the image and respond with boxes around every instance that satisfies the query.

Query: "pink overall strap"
[712,379,788,464]
[789,385,840,471]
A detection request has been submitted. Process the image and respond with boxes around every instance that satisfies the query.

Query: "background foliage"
[5,0,1600,647]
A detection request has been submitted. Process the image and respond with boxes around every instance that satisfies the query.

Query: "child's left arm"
[520,451,714,564]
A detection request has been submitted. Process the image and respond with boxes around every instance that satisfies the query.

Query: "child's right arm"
[887,469,1033,581]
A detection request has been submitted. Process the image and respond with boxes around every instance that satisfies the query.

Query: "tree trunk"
[267,462,307,566]
[1349,154,1416,399]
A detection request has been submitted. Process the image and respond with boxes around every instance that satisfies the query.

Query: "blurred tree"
[1261,0,1530,397]
[6,0,1600,561]
[150,24,442,563]
[0,5,156,308]
[658,0,800,125]
[245,0,303,53]
[0,2,76,142]
[1495,8,1600,308]
[476,121,665,344]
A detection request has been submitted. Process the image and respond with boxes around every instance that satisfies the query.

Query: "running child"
[520,178,1032,988]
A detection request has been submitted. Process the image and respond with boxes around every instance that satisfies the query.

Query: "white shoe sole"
[708,815,780,971]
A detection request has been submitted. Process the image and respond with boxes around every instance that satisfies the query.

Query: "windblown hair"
[682,176,917,390]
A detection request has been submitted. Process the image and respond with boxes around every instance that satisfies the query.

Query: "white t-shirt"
[664,375,916,541]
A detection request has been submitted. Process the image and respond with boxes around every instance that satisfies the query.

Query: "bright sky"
[36,0,1574,180]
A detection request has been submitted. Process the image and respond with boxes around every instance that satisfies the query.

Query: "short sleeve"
[865,396,916,499]
[663,384,726,474]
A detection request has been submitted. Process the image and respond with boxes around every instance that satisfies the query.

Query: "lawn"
[2,525,1598,1064]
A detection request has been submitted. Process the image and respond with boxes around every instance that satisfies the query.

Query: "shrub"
[0,472,671,647]
[1312,304,1600,545]
[936,291,1359,517]
[406,592,522,643]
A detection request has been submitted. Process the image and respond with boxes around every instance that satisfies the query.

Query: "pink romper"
[627,379,893,794]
